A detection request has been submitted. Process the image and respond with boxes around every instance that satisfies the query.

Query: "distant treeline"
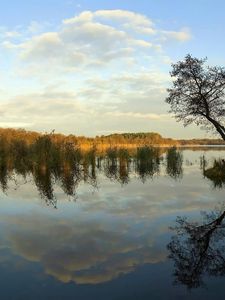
[179,139,225,145]
[0,128,224,150]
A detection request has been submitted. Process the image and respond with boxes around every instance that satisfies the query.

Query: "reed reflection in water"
[0,138,224,208]
[0,141,185,207]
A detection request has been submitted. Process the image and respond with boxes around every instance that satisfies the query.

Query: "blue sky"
[0,0,224,138]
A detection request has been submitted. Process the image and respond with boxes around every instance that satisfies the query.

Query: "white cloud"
[105,111,170,120]
[20,32,63,61]
[64,9,153,27]
[0,9,194,137]
[0,122,33,127]
[4,31,21,38]
[2,10,191,73]
[0,65,183,136]
[161,27,192,42]
[27,21,46,34]
[63,10,94,24]
[94,9,153,26]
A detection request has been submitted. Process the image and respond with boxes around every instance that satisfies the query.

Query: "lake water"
[0,149,225,299]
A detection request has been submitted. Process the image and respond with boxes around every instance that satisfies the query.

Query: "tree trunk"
[206,116,225,141]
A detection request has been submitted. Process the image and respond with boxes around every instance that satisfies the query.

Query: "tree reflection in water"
[168,204,225,289]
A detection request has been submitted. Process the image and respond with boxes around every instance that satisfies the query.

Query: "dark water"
[0,149,225,299]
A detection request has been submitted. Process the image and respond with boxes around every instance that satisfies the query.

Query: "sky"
[0,0,225,138]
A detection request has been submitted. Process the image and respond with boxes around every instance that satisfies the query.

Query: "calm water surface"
[0,149,225,299]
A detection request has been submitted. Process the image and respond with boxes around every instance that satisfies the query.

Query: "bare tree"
[166,54,225,140]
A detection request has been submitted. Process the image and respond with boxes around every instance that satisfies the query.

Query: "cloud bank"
[0,9,194,137]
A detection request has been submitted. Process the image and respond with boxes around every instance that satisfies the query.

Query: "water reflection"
[168,204,225,289]
[166,147,183,179]
[135,146,161,182]
[4,213,165,285]
[0,148,224,299]
[103,148,131,185]
[0,145,224,210]
[0,160,8,192]
[33,167,56,208]
[0,146,187,207]
[204,159,225,188]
